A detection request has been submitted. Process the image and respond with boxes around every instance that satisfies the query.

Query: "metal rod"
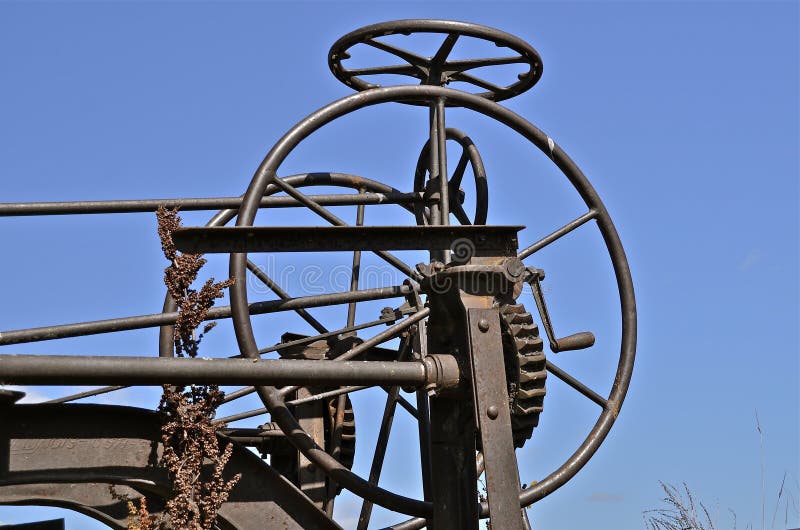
[246,259,328,334]
[545,360,608,408]
[43,385,127,404]
[0,284,412,345]
[357,386,401,530]
[0,355,431,387]
[518,209,598,260]
[0,192,423,216]
[346,189,366,329]
[435,96,450,229]
[270,177,417,278]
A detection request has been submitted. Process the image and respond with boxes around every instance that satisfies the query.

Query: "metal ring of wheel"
[228,84,637,520]
[329,19,543,104]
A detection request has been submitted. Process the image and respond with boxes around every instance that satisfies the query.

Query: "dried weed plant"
[153,206,239,530]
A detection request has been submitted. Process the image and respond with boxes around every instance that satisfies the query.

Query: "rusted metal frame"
[325,392,349,517]
[357,385,402,530]
[269,176,417,279]
[517,209,598,260]
[228,84,634,517]
[466,309,524,529]
[0,191,423,216]
[434,97,450,233]
[0,284,413,346]
[0,354,443,388]
[277,308,430,398]
[0,403,341,530]
[219,312,411,406]
[173,225,523,254]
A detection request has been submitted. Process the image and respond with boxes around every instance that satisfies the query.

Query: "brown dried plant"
[154,206,240,530]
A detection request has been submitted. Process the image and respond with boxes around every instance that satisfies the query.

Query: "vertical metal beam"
[467,308,524,530]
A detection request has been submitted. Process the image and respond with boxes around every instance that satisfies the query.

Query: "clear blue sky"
[0,2,797,529]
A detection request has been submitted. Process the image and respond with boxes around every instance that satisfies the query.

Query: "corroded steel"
[0,18,636,530]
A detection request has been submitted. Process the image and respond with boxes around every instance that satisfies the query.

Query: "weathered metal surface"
[0,18,638,530]
[0,355,451,388]
[0,404,341,530]
[172,225,523,254]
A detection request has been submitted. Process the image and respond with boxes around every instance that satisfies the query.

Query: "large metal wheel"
[227,84,637,524]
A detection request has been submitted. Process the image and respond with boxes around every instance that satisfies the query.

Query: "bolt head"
[478,319,490,332]
[486,405,499,419]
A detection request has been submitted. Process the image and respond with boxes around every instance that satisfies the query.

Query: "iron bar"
[0,355,435,387]
[172,225,523,254]
[346,190,366,329]
[357,386,401,530]
[0,191,422,216]
[0,284,412,345]
[545,360,608,408]
[518,209,598,260]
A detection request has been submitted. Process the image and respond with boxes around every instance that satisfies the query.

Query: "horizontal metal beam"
[0,284,413,345]
[0,354,456,388]
[172,225,524,253]
[0,192,422,216]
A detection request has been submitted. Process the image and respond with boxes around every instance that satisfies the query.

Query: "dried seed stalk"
[155,206,240,530]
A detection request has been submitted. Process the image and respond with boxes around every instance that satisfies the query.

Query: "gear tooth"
[500,303,547,449]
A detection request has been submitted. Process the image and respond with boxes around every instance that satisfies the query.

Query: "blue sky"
[0,1,797,529]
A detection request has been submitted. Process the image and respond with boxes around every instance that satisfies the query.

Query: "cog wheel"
[500,303,547,448]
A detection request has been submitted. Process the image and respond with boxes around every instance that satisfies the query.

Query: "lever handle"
[552,332,595,353]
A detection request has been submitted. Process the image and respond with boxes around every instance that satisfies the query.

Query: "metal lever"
[525,268,595,353]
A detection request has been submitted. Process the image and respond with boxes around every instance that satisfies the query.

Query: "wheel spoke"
[449,148,470,190]
[364,38,430,67]
[546,360,608,408]
[346,190,366,329]
[518,209,598,260]
[272,177,418,279]
[449,71,506,94]
[444,55,526,73]
[247,259,328,334]
[431,33,459,67]
[451,204,471,225]
[345,64,424,78]
[357,386,401,530]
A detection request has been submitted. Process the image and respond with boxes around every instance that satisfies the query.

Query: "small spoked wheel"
[329,19,543,103]
[413,127,488,226]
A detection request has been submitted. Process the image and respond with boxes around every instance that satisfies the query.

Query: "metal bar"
[545,360,608,408]
[347,190,366,329]
[270,177,418,279]
[518,209,598,260]
[43,385,127,404]
[172,225,524,254]
[435,97,450,230]
[0,192,422,216]
[0,355,431,387]
[247,259,328,334]
[357,386,401,530]
[467,308,524,530]
[0,284,412,345]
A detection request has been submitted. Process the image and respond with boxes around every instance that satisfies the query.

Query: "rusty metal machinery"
[0,19,636,530]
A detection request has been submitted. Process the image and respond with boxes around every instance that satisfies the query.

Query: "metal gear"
[499,303,547,448]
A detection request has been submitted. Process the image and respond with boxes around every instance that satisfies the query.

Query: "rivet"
[486,405,499,419]
[478,319,490,332]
